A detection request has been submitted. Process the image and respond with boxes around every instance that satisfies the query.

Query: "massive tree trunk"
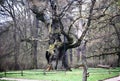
[29,0,96,72]
[55,43,71,70]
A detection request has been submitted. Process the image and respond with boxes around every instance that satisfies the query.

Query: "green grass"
[0,80,8,81]
[0,68,120,81]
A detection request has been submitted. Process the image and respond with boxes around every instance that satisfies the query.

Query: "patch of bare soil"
[104,76,120,81]
[0,77,50,81]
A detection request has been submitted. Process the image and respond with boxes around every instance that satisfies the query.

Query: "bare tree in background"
[0,0,21,69]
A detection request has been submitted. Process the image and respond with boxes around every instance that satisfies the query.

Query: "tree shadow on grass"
[0,74,4,78]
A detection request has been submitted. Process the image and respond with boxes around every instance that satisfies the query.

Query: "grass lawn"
[0,67,120,81]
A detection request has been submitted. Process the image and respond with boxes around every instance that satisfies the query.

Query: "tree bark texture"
[82,54,88,81]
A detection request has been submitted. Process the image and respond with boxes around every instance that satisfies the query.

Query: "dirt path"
[104,76,120,81]
[1,76,120,81]
[0,77,50,81]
